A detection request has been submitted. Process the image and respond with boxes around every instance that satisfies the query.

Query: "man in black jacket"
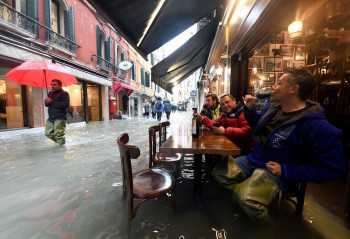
[44,79,70,145]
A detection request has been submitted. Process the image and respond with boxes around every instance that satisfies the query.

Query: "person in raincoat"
[214,69,345,223]
[163,99,172,120]
[143,101,150,118]
[44,79,70,145]
[154,97,164,121]
[151,100,156,119]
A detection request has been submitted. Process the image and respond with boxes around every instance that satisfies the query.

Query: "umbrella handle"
[44,69,49,96]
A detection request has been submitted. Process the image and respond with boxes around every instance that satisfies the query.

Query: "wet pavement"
[0,112,330,239]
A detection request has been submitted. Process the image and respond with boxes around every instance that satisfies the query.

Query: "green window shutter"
[141,68,145,85]
[64,7,75,41]
[45,0,51,40]
[145,72,150,87]
[64,8,75,52]
[26,0,38,34]
[121,50,125,62]
[68,7,75,51]
[131,62,135,80]
[21,0,27,14]
[150,54,155,65]
[96,26,102,64]
[117,45,121,65]
[105,37,111,64]
[26,0,34,17]
[113,41,115,66]
[64,10,69,38]
[113,41,118,73]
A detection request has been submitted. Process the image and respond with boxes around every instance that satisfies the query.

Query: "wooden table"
[160,128,241,194]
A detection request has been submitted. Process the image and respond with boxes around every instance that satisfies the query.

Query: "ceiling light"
[288,20,303,38]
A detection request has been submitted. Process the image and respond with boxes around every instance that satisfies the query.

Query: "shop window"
[0,78,25,129]
[63,83,84,123]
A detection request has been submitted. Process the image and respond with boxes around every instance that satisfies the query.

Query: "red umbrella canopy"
[5,60,77,88]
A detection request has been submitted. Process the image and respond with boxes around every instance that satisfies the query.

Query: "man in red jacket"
[198,94,252,150]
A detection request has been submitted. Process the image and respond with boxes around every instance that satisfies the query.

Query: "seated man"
[224,69,345,222]
[200,93,221,120]
[198,94,252,150]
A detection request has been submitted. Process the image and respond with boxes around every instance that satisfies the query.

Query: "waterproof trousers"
[45,119,66,145]
[212,155,281,223]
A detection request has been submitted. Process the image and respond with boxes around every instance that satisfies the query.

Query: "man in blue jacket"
[154,97,164,121]
[223,69,345,222]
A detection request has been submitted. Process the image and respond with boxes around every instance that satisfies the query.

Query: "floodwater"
[0,112,323,239]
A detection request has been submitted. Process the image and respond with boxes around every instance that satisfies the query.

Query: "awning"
[151,20,218,92]
[113,81,133,95]
[139,0,219,54]
[88,0,219,55]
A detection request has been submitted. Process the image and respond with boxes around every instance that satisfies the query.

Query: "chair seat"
[133,168,174,198]
[154,152,182,163]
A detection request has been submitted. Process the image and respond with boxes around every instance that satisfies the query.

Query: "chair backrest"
[117,133,141,196]
[159,121,170,145]
[149,125,160,168]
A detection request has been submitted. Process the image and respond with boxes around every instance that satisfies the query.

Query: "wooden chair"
[117,133,176,223]
[149,123,181,168]
[159,121,170,145]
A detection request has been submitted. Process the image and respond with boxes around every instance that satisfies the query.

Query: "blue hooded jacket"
[163,101,172,113]
[247,100,345,182]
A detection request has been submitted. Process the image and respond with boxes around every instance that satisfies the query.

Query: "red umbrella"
[5,60,77,88]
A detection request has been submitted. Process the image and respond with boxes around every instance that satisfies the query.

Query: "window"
[51,0,59,34]
[141,67,145,86]
[3,0,26,12]
[145,71,150,87]
[96,26,111,68]
[45,0,75,41]
[1,0,38,34]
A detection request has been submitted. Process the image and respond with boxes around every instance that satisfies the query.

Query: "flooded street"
[0,112,324,239]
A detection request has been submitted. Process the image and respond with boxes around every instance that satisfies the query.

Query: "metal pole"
[44,69,49,96]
